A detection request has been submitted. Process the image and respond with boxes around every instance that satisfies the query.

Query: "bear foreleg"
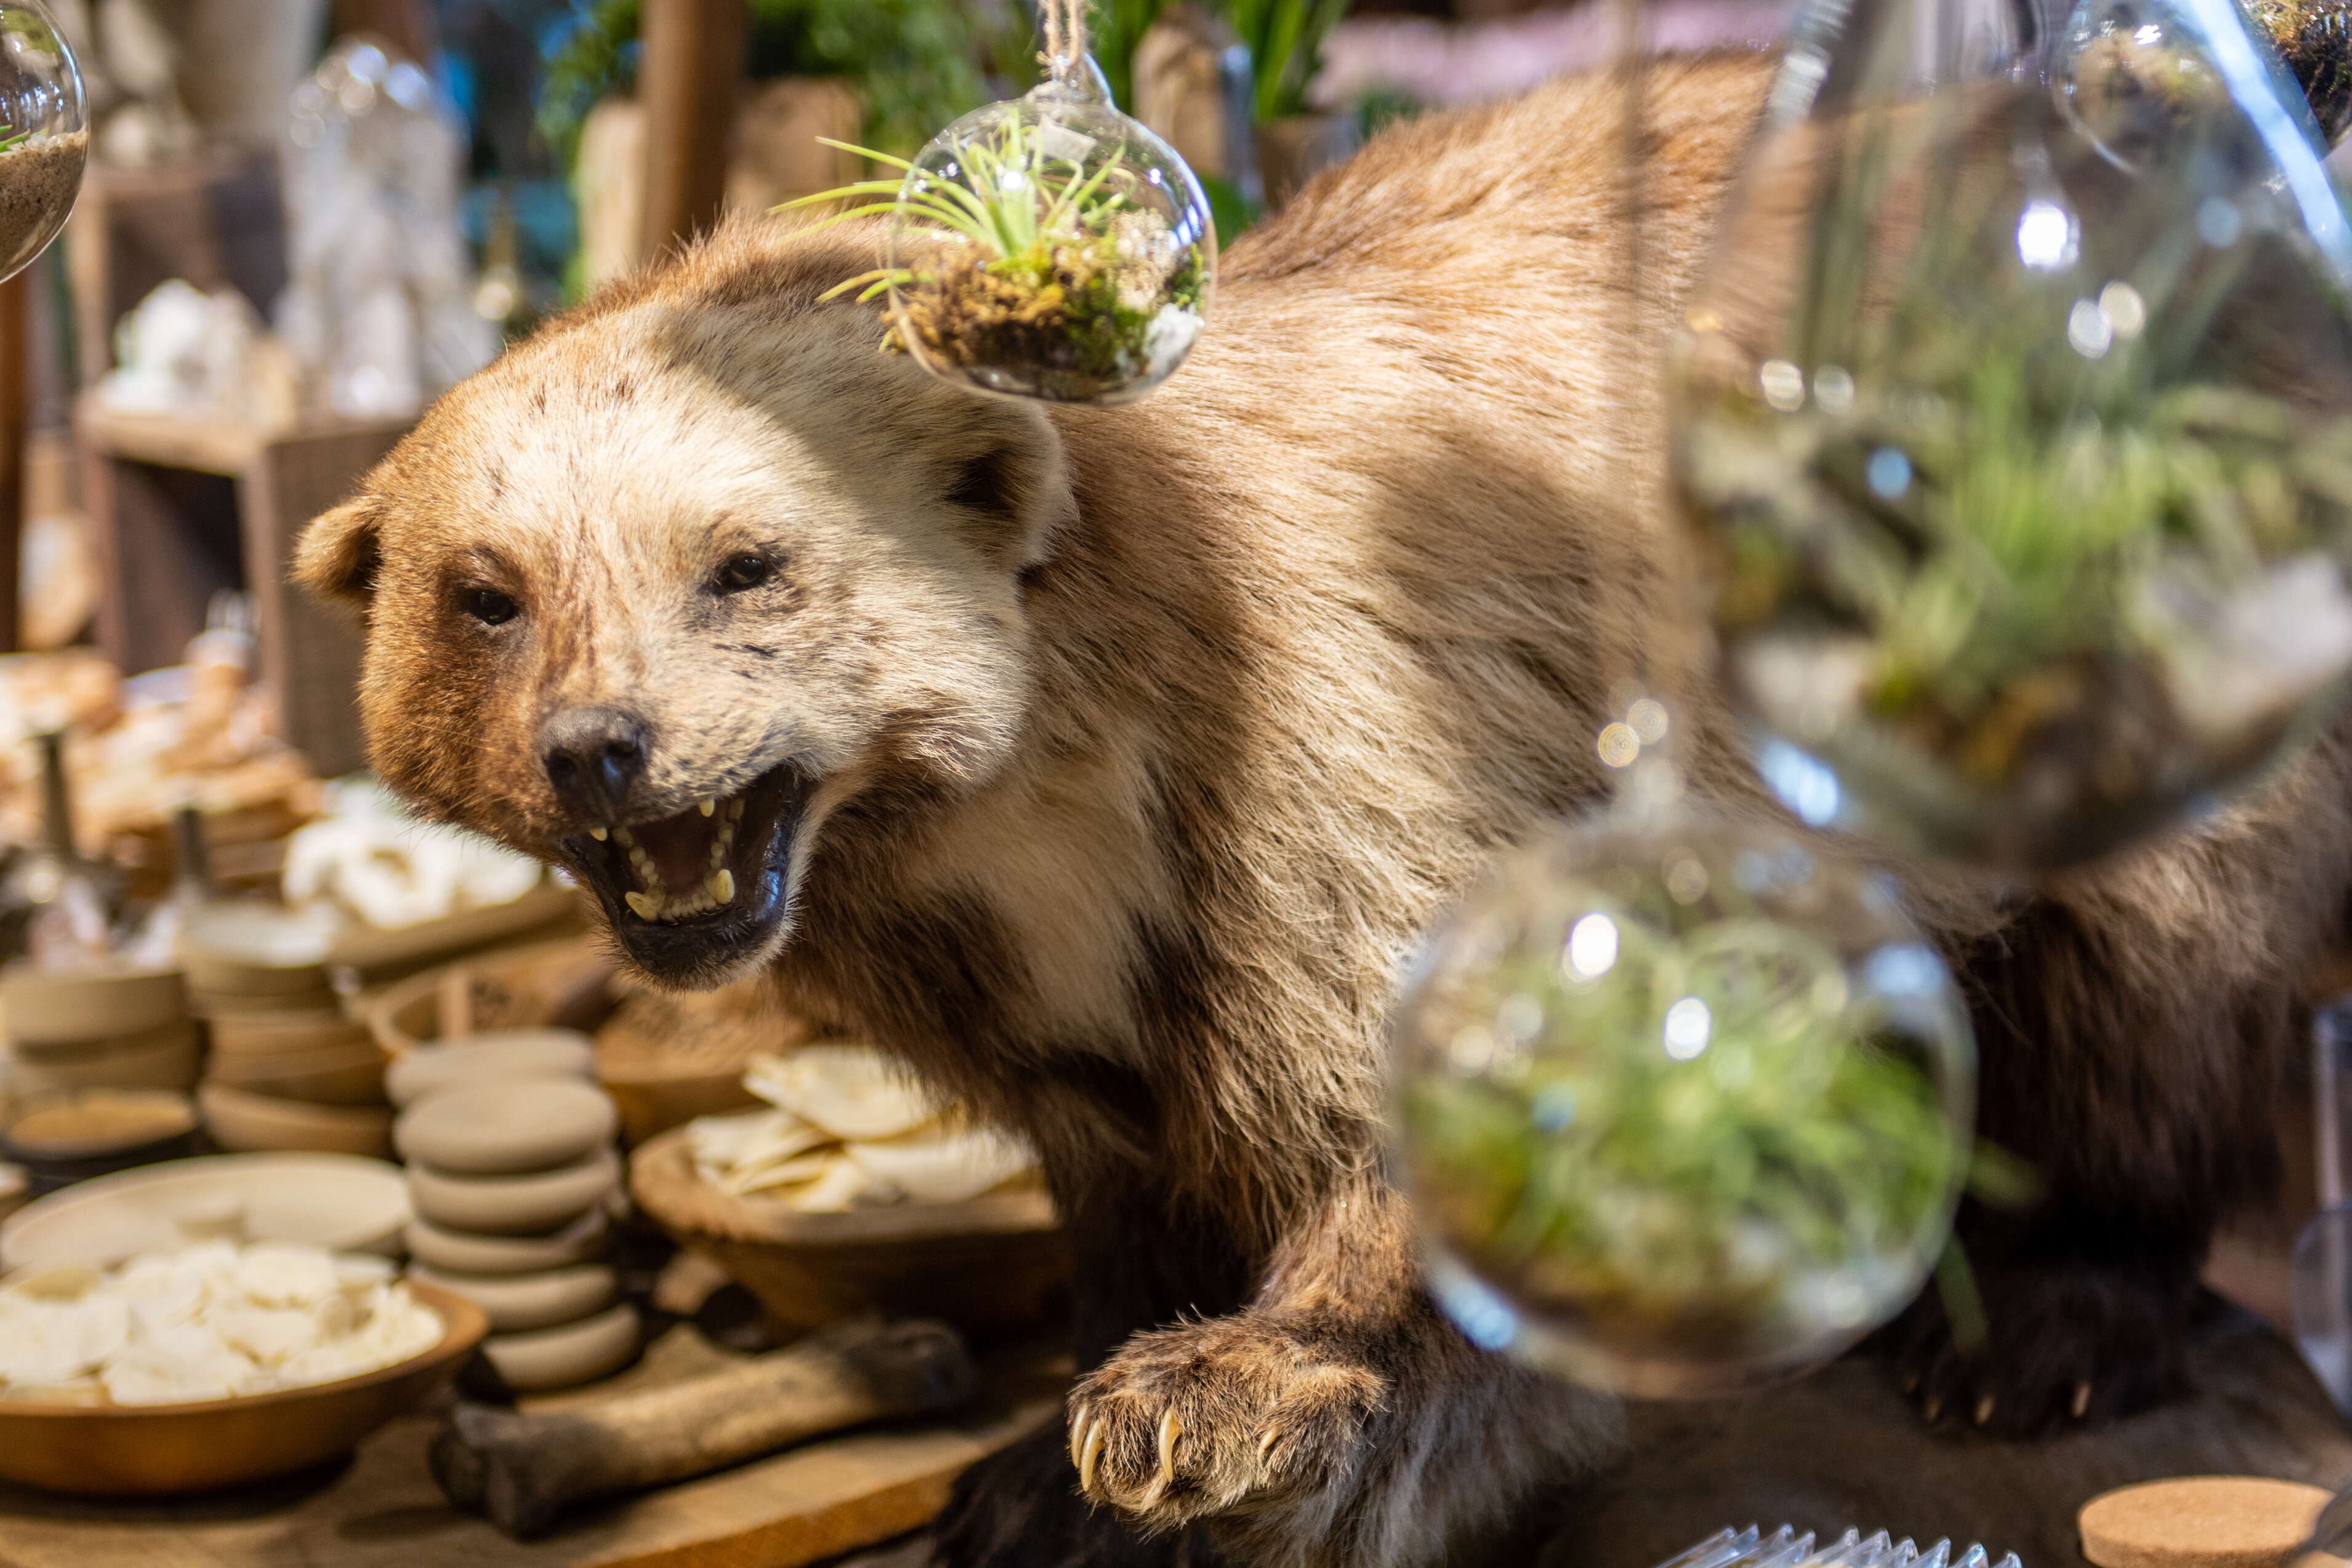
[1067,1180,1621,1568]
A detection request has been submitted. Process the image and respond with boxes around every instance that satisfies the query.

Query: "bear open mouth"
[555,762,815,981]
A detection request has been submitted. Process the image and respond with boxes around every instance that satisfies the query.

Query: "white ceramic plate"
[0,1152,411,1272]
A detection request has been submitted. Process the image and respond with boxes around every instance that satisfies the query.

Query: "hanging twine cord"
[1039,0,1092,81]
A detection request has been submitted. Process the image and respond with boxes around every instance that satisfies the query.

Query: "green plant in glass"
[1393,818,1975,1394]
[783,74,1214,405]
[1674,56,2352,869]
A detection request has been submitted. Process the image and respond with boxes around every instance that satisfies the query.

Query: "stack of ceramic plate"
[391,1032,636,1391]
[179,904,341,1017]
[0,965,198,1098]
[196,1003,393,1159]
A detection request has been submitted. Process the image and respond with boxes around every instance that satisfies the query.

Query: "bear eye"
[714,553,775,594]
[462,587,519,625]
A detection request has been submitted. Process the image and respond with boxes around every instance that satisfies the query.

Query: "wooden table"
[0,1329,1062,1568]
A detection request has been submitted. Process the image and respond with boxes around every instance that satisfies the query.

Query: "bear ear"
[938,403,1079,573]
[294,495,385,614]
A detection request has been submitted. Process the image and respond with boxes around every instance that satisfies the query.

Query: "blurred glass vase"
[1390,808,1974,1396]
[0,1,84,284]
[1672,0,2352,870]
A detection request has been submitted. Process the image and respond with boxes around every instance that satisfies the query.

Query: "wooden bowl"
[598,1067,759,1146]
[1,1152,409,1272]
[205,1040,386,1106]
[0,965,186,1047]
[3,1090,200,1193]
[325,884,581,975]
[590,986,805,1144]
[198,1082,393,1158]
[0,1281,488,1495]
[364,936,614,1058]
[628,1127,1070,1343]
[8,1020,202,1096]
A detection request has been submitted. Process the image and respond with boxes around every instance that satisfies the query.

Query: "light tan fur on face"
[301,51,2352,1567]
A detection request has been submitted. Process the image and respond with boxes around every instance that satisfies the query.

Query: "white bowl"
[0,1152,411,1272]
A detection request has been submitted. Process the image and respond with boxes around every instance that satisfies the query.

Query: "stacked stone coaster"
[394,1064,637,1391]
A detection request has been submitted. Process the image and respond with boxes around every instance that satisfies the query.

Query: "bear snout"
[540,705,654,823]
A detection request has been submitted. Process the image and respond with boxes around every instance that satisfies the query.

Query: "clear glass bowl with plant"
[787,69,1215,406]
[1391,815,1975,1396]
[1672,0,2352,870]
[0,2,84,284]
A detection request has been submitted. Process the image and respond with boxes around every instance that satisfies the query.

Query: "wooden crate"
[62,150,287,390]
[76,397,407,779]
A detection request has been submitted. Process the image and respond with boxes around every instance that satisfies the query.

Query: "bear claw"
[1063,1314,1383,1529]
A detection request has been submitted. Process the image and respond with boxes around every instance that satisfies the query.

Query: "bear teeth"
[708,869,735,904]
[589,826,607,842]
[698,799,715,817]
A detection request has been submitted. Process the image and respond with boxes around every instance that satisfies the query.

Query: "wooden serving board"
[0,1331,1063,1568]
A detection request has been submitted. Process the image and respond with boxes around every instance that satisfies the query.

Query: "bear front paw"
[1066,1315,1385,1530]
[1878,1252,2196,1436]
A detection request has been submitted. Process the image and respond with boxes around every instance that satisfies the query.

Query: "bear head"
[295,225,1077,988]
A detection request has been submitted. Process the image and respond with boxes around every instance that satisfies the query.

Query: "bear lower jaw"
[555,760,816,986]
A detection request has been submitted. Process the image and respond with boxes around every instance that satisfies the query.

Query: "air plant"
[782,105,1210,403]
[1394,837,1970,1369]
[1675,76,2352,867]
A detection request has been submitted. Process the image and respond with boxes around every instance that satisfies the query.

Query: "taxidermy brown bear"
[296,49,2352,1568]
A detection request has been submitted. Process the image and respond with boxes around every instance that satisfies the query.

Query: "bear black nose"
[541,706,650,822]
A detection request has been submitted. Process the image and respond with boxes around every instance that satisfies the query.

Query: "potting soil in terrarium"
[1674,7,2352,870]
[784,2,1214,406]
[1391,814,1973,1396]
[0,2,86,284]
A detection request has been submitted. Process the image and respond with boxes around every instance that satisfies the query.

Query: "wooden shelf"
[75,395,412,779]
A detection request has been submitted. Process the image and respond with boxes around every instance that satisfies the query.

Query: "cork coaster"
[2080,1477,2334,1568]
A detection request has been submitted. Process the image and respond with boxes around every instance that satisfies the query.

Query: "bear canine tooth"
[699,798,715,817]
[589,826,607,842]
[624,891,658,920]
[726,797,744,821]
[709,869,735,904]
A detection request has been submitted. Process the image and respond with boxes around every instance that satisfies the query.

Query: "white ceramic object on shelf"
[480,1301,638,1392]
[406,1148,621,1235]
[406,1261,617,1332]
[383,1028,596,1108]
[393,1077,614,1175]
[402,1208,611,1276]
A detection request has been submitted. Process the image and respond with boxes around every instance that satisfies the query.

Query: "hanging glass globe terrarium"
[786,2,1215,407]
[1391,778,1975,1396]
[1671,0,2352,870]
[0,2,84,284]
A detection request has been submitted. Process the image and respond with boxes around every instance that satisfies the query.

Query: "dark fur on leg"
[934,1423,1228,1568]
[1888,726,2352,1433]
[936,1177,1252,1568]
[1876,1212,2200,1434]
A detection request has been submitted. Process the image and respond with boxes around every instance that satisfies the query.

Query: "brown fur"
[299,54,2352,1567]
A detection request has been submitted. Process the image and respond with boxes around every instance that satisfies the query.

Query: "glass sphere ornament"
[1670,0,2352,870]
[869,72,1215,406]
[0,1,83,284]
[1391,805,1975,1396]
